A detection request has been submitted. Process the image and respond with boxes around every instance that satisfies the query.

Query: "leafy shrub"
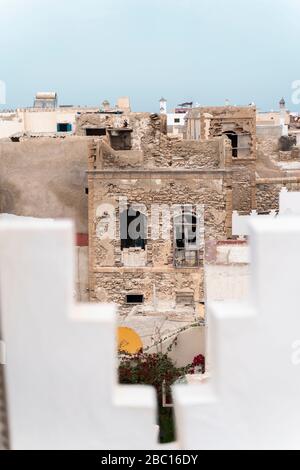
[118,351,205,442]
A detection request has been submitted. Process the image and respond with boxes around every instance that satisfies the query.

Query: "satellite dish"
[118,327,143,354]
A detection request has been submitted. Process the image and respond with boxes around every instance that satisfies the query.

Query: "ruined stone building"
[2,100,300,351]
[185,106,257,214]
[185,104,300,217]
[79,111,233,323]
[185,106,256,158]
[2,98,300,449]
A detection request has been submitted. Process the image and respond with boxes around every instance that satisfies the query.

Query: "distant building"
[289,114,300,147]
[256,98,290,138]
[116,97,131,114]
[159,98,192,138]
[0,94,131,139]
[33,92,57,109]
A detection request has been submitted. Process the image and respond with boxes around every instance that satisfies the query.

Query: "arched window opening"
[120,209,147,251]
[174,207,201,267]
[175,210,198,250]
[223,131,238,158]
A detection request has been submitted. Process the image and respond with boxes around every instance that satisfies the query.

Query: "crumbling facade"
[186,106,256,159]
[186,106,257,213]
[184,105,300,216]
[84,112,233,319]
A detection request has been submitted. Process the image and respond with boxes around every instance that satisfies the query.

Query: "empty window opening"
[174,207,201,267]
[224,131,238,158]
[120,209,147,250]
[109,129,132,150]
[126,294,144,304]
[85,128,106,136]
[57,123,72,132]
[175,209,198,249]
[176,292,194,307]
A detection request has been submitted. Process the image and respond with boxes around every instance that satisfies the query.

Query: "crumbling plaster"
[88,169,232,314]
[0,137,89,233]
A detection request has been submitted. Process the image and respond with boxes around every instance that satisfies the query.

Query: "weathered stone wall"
[161,139,223,169]
[186,106,257,161]
[256,180,300,213]
[86,111,234,316]
[90,172,231,262]
[76,112,166,153]
[93,269,205,313]
[256,184,281,212]
[95,137,225,170]
[81,113,227,170]
[257,137,279,160]
[232,164,256,213]
[88,170,232,312]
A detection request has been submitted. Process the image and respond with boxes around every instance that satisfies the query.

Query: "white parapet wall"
[0,219,157,450]
[2,216,300,448]
[173,216,300,450]
[232,210,277,236]
[279,187,300,215]
[233,188,300,237]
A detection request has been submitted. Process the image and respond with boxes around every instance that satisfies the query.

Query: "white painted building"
[159,97,191,138]
[167,112,187,136]
[0,93,131,139]
[256,98,290,138]
[0,106,98,139]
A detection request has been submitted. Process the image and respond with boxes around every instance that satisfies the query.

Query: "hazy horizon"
[1,0,300,112]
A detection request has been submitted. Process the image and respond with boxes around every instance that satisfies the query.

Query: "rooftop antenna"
[153,284,158,312]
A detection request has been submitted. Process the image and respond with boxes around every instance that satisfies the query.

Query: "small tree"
[119,351,190,404]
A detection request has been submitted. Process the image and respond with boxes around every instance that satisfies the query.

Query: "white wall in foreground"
[2,217,300,449]
[0,219,157,450]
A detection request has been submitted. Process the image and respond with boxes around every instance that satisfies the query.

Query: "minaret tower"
[279,97,288,136]
[159,97,167,114]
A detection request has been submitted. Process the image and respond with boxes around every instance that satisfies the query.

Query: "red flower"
[192,354,205,368]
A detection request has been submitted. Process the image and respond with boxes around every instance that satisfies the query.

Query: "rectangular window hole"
[85,128,106,136]
[57,123,72,132]
[126,294,144,304]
